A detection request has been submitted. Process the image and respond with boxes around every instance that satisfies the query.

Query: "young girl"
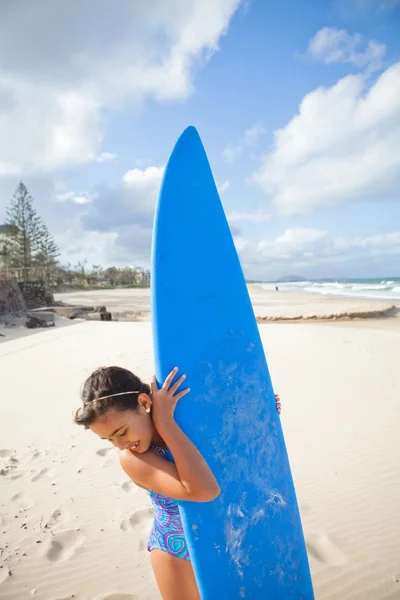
[74,365,281,600]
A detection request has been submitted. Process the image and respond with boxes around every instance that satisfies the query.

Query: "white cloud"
[232,227,400,280]
[306,27,386,72]
[55,222,120,267]
[54,186,96,205]
[223,122,265,163]
[0,0,242,176]
[236,227,400,268]
[97,152,117,163]
[253,61,400,215]
[54,191,75,203]
[0,87,102,176]
[227,209,270,222]
[258,228,326,260]
[122,166,164,187]
[73,196,92,205]
[81,165,164,234]
[54,164,166,266]
[217,180,230,193]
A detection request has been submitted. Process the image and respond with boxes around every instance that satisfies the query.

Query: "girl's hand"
[151,367,190,426]
[275,393,281,415]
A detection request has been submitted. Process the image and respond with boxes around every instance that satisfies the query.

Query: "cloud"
[258,228,328,260]
[253,61,400,216]
[235,227,400,276]
[305,27,386,72]
[73,196,92,205]
[96,152,117,163]
[223,122,265,163]
[53,164,165,267]
[217,180,230,193]
[54,187,96,205]
[56,223,120,268]
[81,165,164,232]
[0,0,242,176]
[122,166,164,188]
[227,210,270,222]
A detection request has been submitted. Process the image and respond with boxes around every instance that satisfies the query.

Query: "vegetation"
[0,182,150,289]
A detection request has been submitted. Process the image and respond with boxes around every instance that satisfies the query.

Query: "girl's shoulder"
[119,446,191,501]
[119,445,170,489]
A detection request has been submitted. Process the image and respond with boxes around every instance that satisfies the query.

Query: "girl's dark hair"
[74,366,150,428]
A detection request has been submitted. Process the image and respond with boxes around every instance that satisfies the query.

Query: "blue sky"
[0,0,399,280]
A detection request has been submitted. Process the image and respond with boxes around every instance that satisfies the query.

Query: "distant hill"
[275,275,307,283]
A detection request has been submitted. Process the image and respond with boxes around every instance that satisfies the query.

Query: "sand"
[1,318,400,599]
[54,285,399,322]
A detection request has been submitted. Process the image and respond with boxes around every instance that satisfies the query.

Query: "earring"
[146,407,151,413]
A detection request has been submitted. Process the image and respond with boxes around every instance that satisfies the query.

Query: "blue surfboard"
[151,127,314,599]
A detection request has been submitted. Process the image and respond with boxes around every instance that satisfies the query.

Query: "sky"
[0,0,399,281]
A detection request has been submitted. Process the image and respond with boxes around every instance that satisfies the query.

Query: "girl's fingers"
[151,375,158,393]
[162,367,179,389]
[175,388,191,401]
[170,374,186,394]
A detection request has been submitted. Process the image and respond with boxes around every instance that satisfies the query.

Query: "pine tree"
[0,224,18,268]
[34,224,60,279]
[5,182,43,269]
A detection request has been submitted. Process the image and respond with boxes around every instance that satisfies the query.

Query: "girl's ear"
[138,392,152,411]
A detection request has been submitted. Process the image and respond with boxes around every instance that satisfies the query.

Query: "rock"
[25,316,55,329]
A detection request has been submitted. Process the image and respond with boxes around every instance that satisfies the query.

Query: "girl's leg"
[150,549,200,600]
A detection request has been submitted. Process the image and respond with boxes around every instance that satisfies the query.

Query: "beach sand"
[1,317,400,599]
[53,285,399,322]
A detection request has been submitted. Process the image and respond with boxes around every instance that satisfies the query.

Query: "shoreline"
[54,286,399,323]
[1,286,399,345]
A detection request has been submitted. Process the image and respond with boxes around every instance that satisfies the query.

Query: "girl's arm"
[120,368,220,502]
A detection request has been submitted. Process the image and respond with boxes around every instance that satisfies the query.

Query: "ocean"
[260,278,400,301]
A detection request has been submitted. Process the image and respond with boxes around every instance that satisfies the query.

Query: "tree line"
[1,182,59,275]
[0,182,149,288]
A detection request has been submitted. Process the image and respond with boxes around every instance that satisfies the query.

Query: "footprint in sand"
[0,449,13,458]
[121,507,154,528]
[12,492,24,501]
[10,492,33,509]
[0,566,11,584]
[31,468,50,482]
[120,480,134,493]
[96,448,113,457]
[44,507,64,529]
[306,532,346,566]
[120,507,154,545]
[45,529,85,562]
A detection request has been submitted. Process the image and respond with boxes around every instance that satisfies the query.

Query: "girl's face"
[89,395,155,453]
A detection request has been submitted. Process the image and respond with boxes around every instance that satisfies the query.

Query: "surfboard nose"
[179,125,200,142]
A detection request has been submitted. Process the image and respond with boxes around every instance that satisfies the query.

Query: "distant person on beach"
[74,366,281,599]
